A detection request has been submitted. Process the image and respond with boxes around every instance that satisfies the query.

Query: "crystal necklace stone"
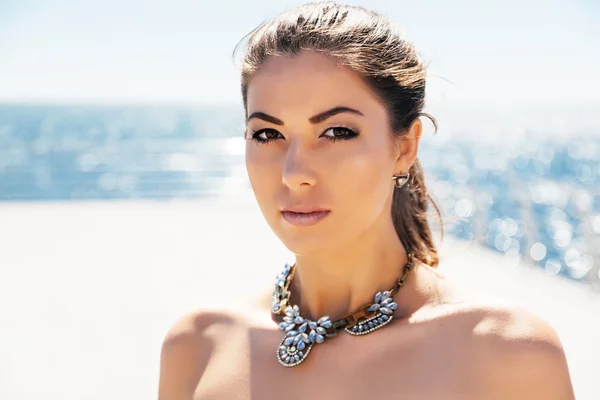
[276,304,333,367]
[272,263,404,368]
[344,290,397,335]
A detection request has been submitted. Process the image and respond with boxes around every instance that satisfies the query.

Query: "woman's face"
[244,51,415,255]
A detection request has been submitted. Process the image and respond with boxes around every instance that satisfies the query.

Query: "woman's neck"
[288,221,421,322]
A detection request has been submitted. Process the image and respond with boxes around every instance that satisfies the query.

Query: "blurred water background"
[1,103,598,288]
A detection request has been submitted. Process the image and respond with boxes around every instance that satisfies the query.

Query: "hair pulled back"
[235,1,442,266]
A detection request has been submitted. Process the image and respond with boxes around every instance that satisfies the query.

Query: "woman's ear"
[393,118,422,175]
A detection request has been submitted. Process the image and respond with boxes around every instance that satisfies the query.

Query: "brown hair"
[234,1,442,267]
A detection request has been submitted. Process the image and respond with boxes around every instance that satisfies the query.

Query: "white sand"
[0,198,598,399]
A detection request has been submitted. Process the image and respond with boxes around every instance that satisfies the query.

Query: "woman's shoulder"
[161,308,240,345]
[158,306,258,399]
[435,296,559,339]
[160,303,262,355]
[449,300,565,358]
[428,297,574,398]
[161,291,271,342]
[427,268,566,353]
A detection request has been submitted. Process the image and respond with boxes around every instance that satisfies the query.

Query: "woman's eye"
[250,127,358,144]
[251,129,282,143]
[322,127,358,141]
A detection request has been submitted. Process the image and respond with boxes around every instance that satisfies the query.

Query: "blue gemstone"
[378,318,384,324]
[297,341,306,350]
[368,322,373,328]
[358,325,364,332]
[352,326,358,331]
[309,330,317,343]
[382,315,389,321]
[367,304,380,312]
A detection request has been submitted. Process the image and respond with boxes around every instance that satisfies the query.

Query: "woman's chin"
[273,232,325,256]
[278,232,347,257]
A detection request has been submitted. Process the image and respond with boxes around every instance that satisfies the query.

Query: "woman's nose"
[281,141,318,189]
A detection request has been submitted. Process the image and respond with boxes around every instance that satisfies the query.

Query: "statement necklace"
[271,252,415,367]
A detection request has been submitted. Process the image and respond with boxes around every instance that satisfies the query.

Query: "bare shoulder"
[434,299,575,399]
[157,308,247,400]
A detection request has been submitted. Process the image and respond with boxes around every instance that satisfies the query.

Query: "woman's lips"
[281,210,331,227]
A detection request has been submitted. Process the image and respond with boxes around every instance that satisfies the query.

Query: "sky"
[0,0,599,112]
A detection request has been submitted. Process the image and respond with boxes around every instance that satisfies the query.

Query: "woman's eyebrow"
[309,106,364,124]
[246,112,284,125]
[247,106,364,125]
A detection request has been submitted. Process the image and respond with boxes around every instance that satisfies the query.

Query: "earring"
[392,172,410,189]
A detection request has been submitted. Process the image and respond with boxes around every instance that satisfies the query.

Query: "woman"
[158,2,575,399]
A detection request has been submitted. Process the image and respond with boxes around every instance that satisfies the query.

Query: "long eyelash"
[249,129,280,145]
[248,127,359,145]
[325,127,359,142]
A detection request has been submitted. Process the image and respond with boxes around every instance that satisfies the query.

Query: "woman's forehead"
[246,52,383,120]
